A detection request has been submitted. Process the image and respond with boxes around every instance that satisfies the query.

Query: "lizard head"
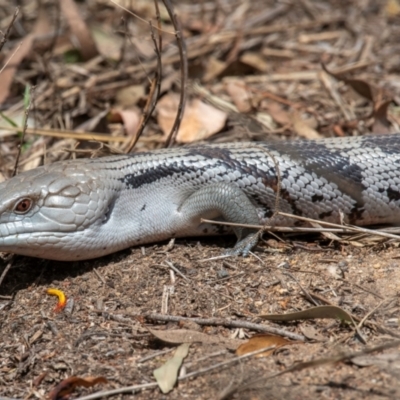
[0,162,114,260]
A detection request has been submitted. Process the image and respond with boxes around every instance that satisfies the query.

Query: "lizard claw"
[224,231,261,257]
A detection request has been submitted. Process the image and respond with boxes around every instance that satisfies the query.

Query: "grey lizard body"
[1,134,400,260]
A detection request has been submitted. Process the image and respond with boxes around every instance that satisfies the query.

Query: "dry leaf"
[372,100,393,134]
[157,94,227,143]
[386,0,400,16]
[47,376,107,400]
[224,81,252,113]
[90,23,123,60]
[203,56,228,82]
[263,102,291,126]
[108,109,140,137]
[259,305,354,323]
[153,343,190,394]
[290,111,321,139]
[240,52,269,72]
[148,328,243,350]
[115,85,145,108]
[236,334,294,358]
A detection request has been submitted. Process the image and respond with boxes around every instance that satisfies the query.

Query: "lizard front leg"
[178,183,262,255]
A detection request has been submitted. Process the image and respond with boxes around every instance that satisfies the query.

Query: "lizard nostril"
[14,198,33,214]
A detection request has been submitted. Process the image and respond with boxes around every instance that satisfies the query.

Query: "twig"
[277,211,400,240]
[178,345,276,380]
[92,309,304,341]
[356,299,386,332]
[12,86,35,177]
[164,260,190,282]
[0,41,22,76]
[109,0,174,34]
[162,0,188,147]
[74,346,276,400]
[236,339,400,392]
[0,125,129,142]
[0,7,19,53]
[143,313,305,341]
[283,271,319,307]
[126,6,163,153]
[0,257,14,288]
[200,218,356,233]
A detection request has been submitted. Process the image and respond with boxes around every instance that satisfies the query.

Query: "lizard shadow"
[0,248,134,297]
[0,236,237,297]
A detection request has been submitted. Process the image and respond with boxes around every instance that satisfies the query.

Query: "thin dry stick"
[238,339,400,392]
[143,313,305,341]
[0,41,22,76]
[126,5,163,152]
[164,261,191,282]
[277,211,400,240]
[92,308,305,341]
[12,86,35,177]
[74,346,276,400]
[0,257,14,288]
[356,299,386,332]
[109,0,174,34]
[0,7,19,53]
[200,218,356,233]
[163,0,188,147]
[283,271,319,307]
[0,125,129,142]
[201,213,400,240]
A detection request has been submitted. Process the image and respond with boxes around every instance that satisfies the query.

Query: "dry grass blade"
[0,125,129,142]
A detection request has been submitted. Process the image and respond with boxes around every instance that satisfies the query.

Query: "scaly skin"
[1,134,400,260]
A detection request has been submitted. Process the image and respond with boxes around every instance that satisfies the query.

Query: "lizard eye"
[14,198,33,214]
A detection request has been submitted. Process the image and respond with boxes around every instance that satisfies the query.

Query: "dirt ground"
[1,1,400,399]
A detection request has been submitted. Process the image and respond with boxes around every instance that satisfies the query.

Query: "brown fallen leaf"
[148,327,243,351]
[290,111,321,139]
[322,64,376,101]
[263,102,291,127]
[372,100,393,134]
[47,376,107,400]
[224,81,253,113]
[236,334,295,358]
[157,94,227,143]
[108,109,140,138]
[153,343,190,394]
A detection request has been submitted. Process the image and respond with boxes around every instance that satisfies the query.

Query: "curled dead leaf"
[108,109,140,138]
[236,334,296,358]
[157,94,227,143]
[47,376,107,400]
[148,327,243,351]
